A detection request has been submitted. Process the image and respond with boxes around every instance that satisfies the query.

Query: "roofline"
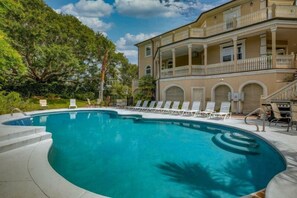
[135,0,240,47]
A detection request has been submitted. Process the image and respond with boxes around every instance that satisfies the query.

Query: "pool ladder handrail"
[244,108,266,132]
[11,108,28,117]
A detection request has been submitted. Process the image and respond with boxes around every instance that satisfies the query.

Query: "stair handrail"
[244,108,266,132]
[261,79,297,104]
[11,108,28,116]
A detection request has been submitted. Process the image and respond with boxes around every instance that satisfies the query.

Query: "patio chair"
[128,100,141,109]
[182,101,201,116]
[196,101,215,117]
[167,101,180,114]
[142,101,156,111]
[133,100,149,111]
[150,101,164,112]
[69,99,77,109]
[210,102,231,120]
[269,103,290,126]
[287,104,297,132]
[155,101,172,113]
[174,101,190,115]
[39,99,48,108]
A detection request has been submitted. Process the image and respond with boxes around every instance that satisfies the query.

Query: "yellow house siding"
[245,36,261,58]
[138,43,153,78]
[207,45,220,64]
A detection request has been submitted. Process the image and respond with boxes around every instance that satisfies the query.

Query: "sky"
[44,0,229,64]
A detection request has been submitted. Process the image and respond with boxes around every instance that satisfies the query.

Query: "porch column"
[160,52,163,78]
[271,26,277,68]
[233,36,238,72]
[172,48,176,76]
[188,44,192,75]
[204,44,208,75]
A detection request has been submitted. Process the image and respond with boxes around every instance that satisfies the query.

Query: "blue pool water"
[6,111,286,198]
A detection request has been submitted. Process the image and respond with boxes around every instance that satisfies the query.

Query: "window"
[145,45,152,57]
[220,41,245,62]
[167,59,173,69]
[145,65,152,76]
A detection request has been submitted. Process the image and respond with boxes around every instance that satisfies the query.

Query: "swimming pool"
[6,110,286,198]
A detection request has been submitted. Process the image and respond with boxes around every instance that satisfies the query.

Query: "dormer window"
[145,45,152,57]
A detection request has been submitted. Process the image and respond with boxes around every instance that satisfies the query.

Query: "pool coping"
[1,107,297,198]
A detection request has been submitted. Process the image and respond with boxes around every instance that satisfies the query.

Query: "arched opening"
[165,86,184,101]
[242,83,263,114]
[214,85,231,110]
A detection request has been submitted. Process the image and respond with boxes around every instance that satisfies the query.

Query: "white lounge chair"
[142,101,156,111]
[133,100,149,111]
[174,101,190,115]
[150,101,164,112]
[196,101,215,117]
[128,100,141,109]
[39,99,48,108]
[156,101,172,113]
[167,101,180,114]
[210,102,231,120]
[69,99,77,109]
[183,101,201,116]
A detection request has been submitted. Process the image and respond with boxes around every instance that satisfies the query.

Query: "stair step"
[0,132,52,153]
[0,127,45,142]
[223,133,259,148]
[213,133,259,155]
[230,132,256,142]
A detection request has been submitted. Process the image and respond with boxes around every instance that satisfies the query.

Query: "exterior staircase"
[261,79,297,104]
[0,125,51,153]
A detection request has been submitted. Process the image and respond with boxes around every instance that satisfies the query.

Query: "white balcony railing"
[276,55,295,68]
[161,35,173,45]
[160,55,295,78]
[174,30,188,42]
[190,28,204,37]
[237,56,272,72]
[275,5,297,18]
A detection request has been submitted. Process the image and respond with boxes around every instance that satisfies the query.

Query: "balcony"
[160,55,295,78]
[159,5,297,46]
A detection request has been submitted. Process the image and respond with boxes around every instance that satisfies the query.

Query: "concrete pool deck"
[0,108,297,198]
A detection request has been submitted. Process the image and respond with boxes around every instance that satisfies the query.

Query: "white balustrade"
[237,56,271,72]
[238,8,267,27]
[262,80,297,104]
[161,36,173,46]
[190,28,204,37]
[192,65,205,75]
[275,5,297,18]
[175,66,190,76]
[206,62,235,75]
[174,30,188,42]
[276,55,295,68]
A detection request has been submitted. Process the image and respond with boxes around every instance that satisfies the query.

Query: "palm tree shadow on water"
[156,159,257,198]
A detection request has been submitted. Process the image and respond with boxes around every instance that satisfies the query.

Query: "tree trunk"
[99,50,109,101]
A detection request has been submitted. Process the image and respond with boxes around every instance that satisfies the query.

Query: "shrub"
[0,91,29,114]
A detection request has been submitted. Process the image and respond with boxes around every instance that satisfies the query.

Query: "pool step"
[0,126,51,153]
[222,133,259,148]
[0,127,45,142]
[213,133,259,155]
[230,132,256,142]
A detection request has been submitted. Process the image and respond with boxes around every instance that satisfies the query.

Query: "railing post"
[272,3,276,18]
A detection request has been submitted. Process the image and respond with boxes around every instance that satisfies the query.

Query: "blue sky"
[45,0,228,64]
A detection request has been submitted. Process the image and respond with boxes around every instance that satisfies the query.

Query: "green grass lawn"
[24,98,92,112]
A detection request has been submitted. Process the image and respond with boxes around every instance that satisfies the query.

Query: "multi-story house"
[135,0,297,114]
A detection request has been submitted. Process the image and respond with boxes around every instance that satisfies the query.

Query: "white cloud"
[116,33,158,64]
[78,17,112,33]
[114,0,217,18]
[56,0,113,33]
[57,0,113,18]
